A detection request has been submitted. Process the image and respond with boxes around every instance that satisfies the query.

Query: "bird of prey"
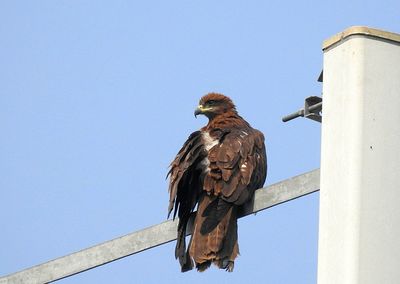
[167,93,267,272]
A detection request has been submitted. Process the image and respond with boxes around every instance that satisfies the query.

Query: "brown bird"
[167,93,267,272]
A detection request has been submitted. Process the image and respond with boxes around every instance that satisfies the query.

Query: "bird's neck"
[203,110,250,131]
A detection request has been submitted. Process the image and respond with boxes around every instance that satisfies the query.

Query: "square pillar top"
[323,26,400,51]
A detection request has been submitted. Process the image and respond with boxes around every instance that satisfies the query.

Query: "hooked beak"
[194,104,214,118]
[194,105,204,118]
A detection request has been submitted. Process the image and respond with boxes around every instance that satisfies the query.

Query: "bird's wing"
[167,130,204,219]
[167,130,205,271]
[200,128,267,234]
[204,128,267,204]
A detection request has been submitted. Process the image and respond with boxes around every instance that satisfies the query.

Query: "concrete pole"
[318,27,400,284]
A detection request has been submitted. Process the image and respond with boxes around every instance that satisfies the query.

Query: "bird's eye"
[207,100,216,105]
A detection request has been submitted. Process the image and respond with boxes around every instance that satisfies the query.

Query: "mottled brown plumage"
[167,93,267,272]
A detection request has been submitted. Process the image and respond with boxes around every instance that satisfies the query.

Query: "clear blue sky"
[1,1,398,283]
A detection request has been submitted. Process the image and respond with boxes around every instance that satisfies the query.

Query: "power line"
[0,169,319,284]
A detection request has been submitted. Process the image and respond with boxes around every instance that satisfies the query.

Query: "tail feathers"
[188,195,239,272]
[200,198,232,235]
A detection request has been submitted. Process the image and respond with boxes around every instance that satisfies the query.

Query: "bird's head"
[194,93,237,119]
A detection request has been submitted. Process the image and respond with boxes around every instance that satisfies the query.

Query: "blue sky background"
[1,1,399,283]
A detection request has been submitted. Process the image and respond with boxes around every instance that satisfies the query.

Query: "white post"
[318,27,400,284]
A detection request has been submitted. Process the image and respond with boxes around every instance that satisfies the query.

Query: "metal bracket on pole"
[282,96,322,123]
[282,70,323,123]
